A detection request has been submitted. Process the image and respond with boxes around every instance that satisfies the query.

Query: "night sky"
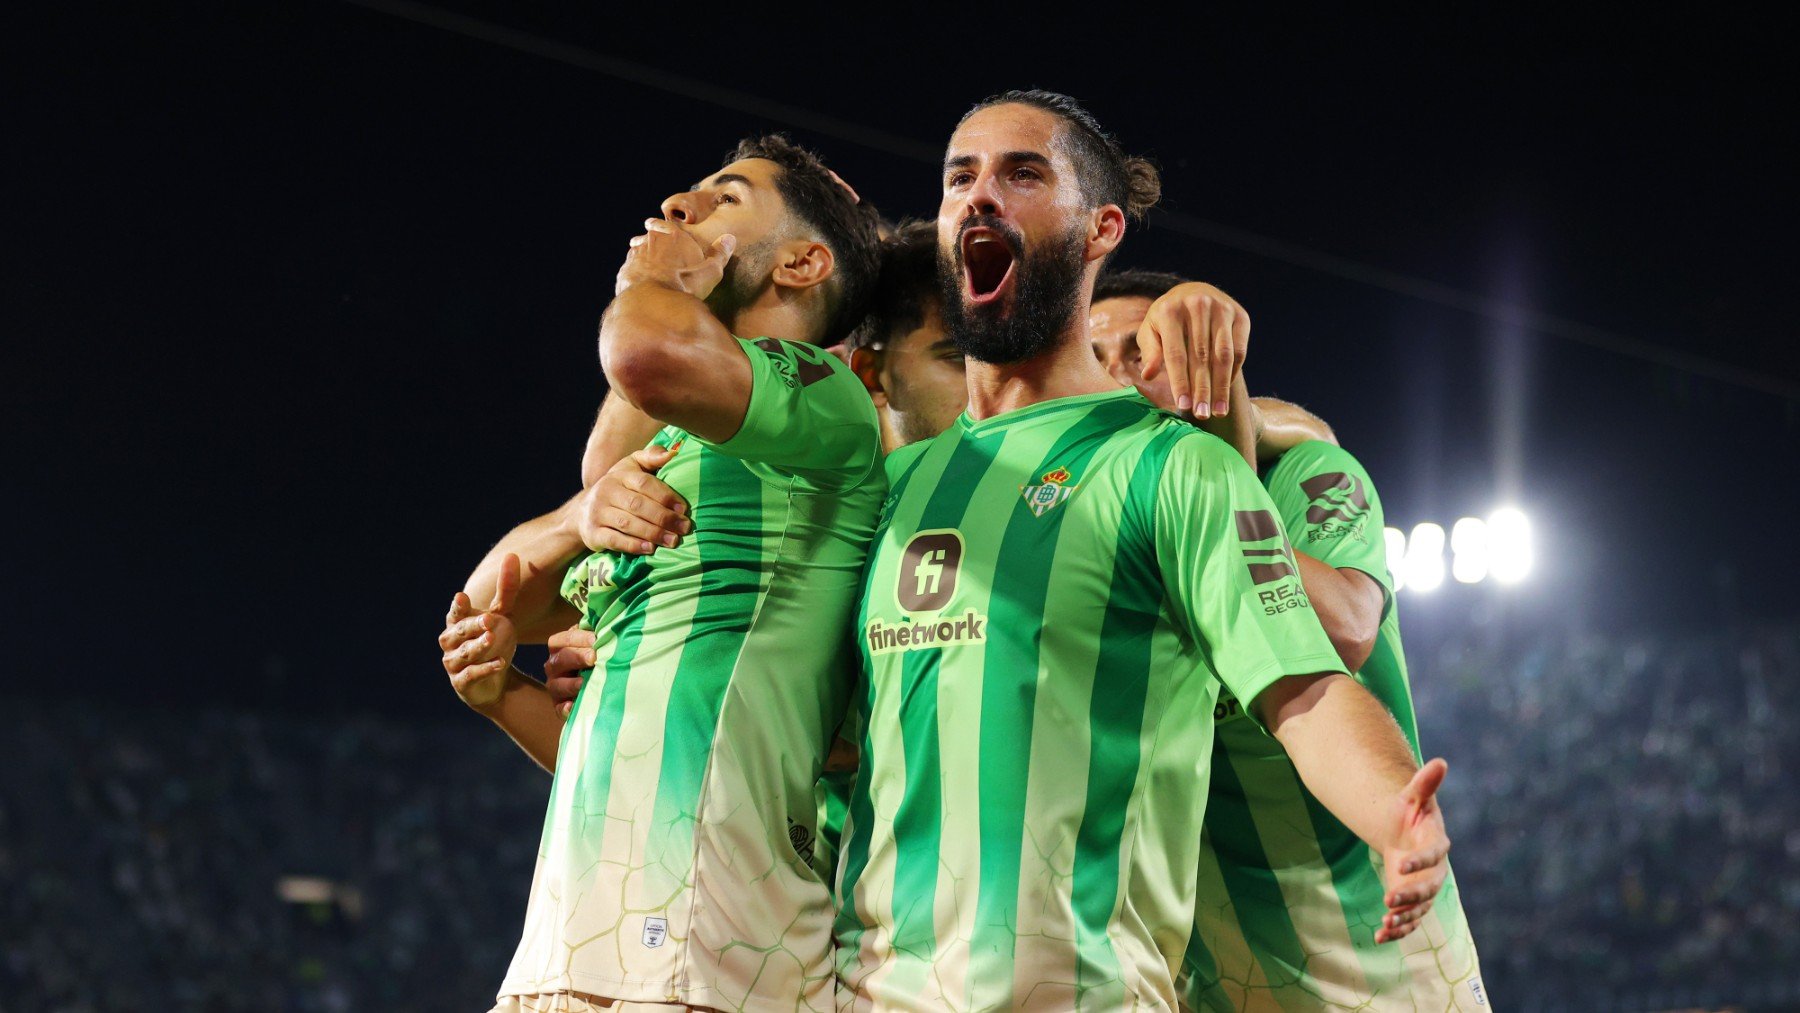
[11,3,1796,717]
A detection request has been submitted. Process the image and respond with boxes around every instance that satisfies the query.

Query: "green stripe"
[1297,784,1404,998]
[884,435,1000,972]
[1362,624,1420,751]
[1069,426,1183,1005]
[562,573,655,854]
[1202,750,1311,993]
[969,398,1150,1010]
[836,439,946,947]
[646,452,764,885]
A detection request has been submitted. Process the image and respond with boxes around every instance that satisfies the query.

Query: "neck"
[726,288,820,345]
[963,317,1121,420]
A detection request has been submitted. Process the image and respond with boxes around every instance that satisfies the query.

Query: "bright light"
[1451,517,1489,583]
[1404,522,1446,593]
[1384,527,1408,590]
[1488,507,1533,584]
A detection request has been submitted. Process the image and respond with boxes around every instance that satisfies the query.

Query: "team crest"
[1021,466,1077,517]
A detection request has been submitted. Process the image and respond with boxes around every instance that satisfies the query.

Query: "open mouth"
[961,226,1018,305]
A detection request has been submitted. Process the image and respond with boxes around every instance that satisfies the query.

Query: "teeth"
[969,235,996,244]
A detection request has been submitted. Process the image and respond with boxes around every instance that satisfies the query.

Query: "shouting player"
[441,135,883,1012]
[831,91,1453,1011]
[1090,268,1488,1010]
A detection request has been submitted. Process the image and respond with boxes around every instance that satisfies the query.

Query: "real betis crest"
[1021,466,1077,517]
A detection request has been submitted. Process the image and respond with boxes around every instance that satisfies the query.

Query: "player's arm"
[1158,438,1445,941]
[600,221,753,442]
[1292,552,1384,671]
[1264,443,1391,671]
[1255,676,1450,941]
[1253,397,1337,462]
[439,554,565,772]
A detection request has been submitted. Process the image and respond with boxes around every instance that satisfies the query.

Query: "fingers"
[544,646,597,682]
[615,468,691,522]
[1207,298,1233,418]
[1136,319,1165,382]
[443,626,501,673]
[438,612,488,652]
[1375,899,1434,943]
[707,233,737,265]
[626,443,679,478]
[1405,757,1450,810]
[544,624,594,651]
[489,553,521,615]
[1385,862,1447,908]
[1181,298,1211,419]
[1396,836,1451,875]
[445,591,475,629]
[1159,314,1192,414]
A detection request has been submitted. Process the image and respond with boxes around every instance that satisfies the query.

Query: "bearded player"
[1092,268,1488,1009]
[440,135,883,1012]
[828,91,1453,1011]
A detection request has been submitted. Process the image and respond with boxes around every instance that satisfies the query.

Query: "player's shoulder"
[739,334,855,385]
[881,438,936,484]
[1267,439,1369,479]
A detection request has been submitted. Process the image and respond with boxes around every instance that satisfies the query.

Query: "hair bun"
[1124,157,1162,222]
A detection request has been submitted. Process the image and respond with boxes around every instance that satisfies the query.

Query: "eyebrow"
[694,172,753,192]
[943,151,1052,174]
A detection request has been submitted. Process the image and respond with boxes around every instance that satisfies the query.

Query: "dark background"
[10,1,1796,714]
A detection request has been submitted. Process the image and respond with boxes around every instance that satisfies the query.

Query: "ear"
[849,346,889,407]
[770,239,836,292]
[1084,204,1127,263]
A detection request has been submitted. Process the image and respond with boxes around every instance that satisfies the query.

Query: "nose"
[960,170,1004,220]
[661,191,707,225]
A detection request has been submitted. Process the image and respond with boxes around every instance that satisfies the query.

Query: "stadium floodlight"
[1384,527,1408,591]
[1451,517,1489,584]
[1487,507,1533,584]
[1403,522,1446,593]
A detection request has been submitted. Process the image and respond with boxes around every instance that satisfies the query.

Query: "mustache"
[953,215,1024,261]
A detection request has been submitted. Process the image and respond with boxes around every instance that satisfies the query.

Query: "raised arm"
[1255,673,1450,941]
[1253,396,1337,462]
[600,222,754,442]
[439,554,566,772]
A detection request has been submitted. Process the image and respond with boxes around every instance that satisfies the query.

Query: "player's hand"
[543,623,595,720]
[616,217,735,300]
[1136,282,1250,420]
[439,553,521,713]
[575,444,691,554]
[1376,757,1452,943]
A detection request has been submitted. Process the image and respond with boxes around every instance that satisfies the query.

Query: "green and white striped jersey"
[500,337,884,1012]
[835,388,1346,1011]
[1182,441,1486,1011]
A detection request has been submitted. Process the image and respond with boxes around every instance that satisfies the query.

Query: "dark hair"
[723,135,883,344]
[960,90,1162,222]
[1093,267,1191,304]
[843,220,939,353]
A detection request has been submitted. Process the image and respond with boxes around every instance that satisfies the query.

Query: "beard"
[937,217,1086,365]
[706,237,774,319]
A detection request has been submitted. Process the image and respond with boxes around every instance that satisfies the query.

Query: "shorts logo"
[1236,510,1298,584]
[1469,978,1487,1006]
[641,916,668,948]
[1300,471,1370,525]
[786,819,815,863]
[897,530,964,613]
[1021,466,1078,517]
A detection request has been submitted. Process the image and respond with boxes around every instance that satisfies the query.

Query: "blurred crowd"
[3,622,1796,1012]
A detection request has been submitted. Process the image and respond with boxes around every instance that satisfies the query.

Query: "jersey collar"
[956,386,1147,437]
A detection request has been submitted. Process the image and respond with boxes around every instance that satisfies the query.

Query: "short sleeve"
[1154,432,1347,719]
[699,336,881,491]
[1262,440,1394,607]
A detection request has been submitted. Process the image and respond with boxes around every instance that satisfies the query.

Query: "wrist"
[471,666,527,720]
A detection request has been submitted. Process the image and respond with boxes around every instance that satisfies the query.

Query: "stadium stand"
[4,623,1796,1011]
